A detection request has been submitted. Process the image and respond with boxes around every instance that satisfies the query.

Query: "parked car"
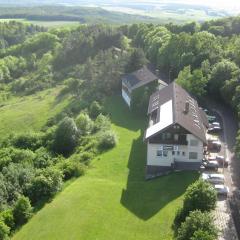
[208,140,221,152]
[216,155,229,167]
[207,115,217,123]
[202,160,219,171]
[212,122,221,127]
[214,184,229,197]
[208,125,222,134]
[202,173,225,184]
[207,155,228,168]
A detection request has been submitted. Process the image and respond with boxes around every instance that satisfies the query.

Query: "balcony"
[149,134,188,145]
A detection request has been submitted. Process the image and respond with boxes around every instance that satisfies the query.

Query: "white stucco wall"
[147,134,203,167]
[122,89,131,107]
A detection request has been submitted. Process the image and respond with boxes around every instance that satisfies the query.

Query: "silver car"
[214,184,229,196]
[202,173,225,184]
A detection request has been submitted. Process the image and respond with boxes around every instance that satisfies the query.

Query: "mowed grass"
[12,96,198,240]
[0,87,70,139]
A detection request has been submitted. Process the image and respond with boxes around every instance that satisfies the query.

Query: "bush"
[13,196,32,226]
[58,160,85,180]
[191,230,217,240]
[0,221,9,240]
[0,209,14,231]
[183,180,217,214]
[174,180,217,228]
[98,130,117,150]
[53,117,79,156]
[89,101,102,119]
[177,210,218,240]
[33,147,52,168]
[94,114,111,132]
[76,113,93,135]
[27,168,63,203]
[10,132,43,151]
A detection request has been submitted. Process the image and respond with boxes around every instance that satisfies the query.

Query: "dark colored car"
[202,160,219,171]
[216,155,229,167]
[208,140,221,152]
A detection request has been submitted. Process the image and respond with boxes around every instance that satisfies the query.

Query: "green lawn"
[0,87,70,139]
[12,96,198,240]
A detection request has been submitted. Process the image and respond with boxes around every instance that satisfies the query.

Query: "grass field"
[0,18,80,28]
[12,96,198,240]
[0,87,70,139]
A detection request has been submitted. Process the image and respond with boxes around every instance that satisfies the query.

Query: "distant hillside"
[0,6,158,24]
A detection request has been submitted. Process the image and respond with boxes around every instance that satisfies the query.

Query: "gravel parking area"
[203,109,238,240]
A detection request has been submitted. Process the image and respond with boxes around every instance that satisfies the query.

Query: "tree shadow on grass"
[120,132,199,221]
[104,95,147,132]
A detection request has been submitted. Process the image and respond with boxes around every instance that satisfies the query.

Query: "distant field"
[0,18,80,27]
[103,7,220,23]
[0,87,70,139]
[13,96,198,240]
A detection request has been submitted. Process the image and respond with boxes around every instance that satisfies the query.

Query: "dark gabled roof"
[146,82,207,143]
[122,66,167,90]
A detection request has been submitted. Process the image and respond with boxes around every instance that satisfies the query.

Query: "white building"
[144,82,209,178]
[122,66,168,107]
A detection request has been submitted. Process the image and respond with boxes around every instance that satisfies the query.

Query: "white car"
[212,122,221,127]
[202,173,225,184]
[214,184,229,196]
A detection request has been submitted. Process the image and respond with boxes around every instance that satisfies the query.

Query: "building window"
[166,132,172,140]
[189,152,198,159]
[174,134,179,141]
[190,139,199,146]
[157,150,168,157]
[161,133,166,140]
[157,150,163,157]
[177,151,180,156]
[172,151,175,155]
[182,151,185,156]
[163,151,168,157]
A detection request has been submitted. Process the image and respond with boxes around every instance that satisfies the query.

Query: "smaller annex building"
[121,66,167,107]
[144,82,209,178]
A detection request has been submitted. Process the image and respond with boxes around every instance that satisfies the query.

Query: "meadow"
[0,87,70,139]
[12,96,198,240]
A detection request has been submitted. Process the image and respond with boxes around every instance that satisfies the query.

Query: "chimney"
[184,101,190,114]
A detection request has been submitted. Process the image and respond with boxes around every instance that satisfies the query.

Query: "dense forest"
[0,15,240,239]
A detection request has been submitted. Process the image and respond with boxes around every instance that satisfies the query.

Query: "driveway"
[204,98,239,239]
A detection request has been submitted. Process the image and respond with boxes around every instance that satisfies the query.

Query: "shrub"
[0,221,9,240]
[89,101,102,119]
[58,161,85,180]
[0,209,14,231]
[33,147,52,168]
[10,132,43,151]
[98,130,117,150]
[191,230,217,240]
[177,210,218,240]
[13,196,32,226]
[53,117,79,156]
[76,113,93,135]
[94,114,111,132]
[27,167,63,203]
[183,180,217,214]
